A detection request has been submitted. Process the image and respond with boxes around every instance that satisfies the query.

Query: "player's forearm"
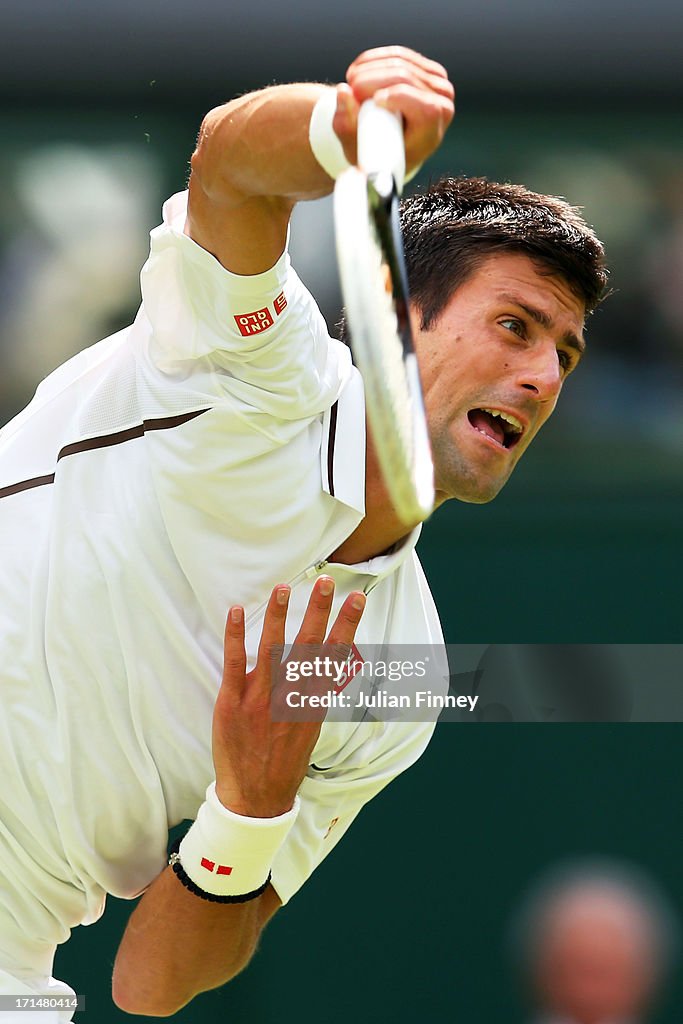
[112,865,267,1016]
[191,84,340,205]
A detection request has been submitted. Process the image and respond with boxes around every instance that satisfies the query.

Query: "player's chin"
[460,450,524,503]
[438,462,514,505]
[457,475,511,504]
[434,429,524,503]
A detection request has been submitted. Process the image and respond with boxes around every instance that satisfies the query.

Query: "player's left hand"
[332,45,455,178]
[211,578,365,818]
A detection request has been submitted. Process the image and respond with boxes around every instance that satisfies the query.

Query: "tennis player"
[0,46,607,1019]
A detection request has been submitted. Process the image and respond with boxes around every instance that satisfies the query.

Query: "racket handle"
[357,100,406,194]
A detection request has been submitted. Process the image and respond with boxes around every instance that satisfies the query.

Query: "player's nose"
[517,341,563,403]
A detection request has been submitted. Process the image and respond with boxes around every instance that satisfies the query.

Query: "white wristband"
[311,89,422,188]
[309,89,351,181]
[179,783,300,897]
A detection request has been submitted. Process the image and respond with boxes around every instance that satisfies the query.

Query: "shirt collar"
[320,364,366,515]
[320,365,422,578]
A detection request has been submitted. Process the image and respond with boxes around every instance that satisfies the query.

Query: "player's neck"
[329,427,422,565]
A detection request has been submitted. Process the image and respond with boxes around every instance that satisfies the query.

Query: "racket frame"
[334,101,434,523]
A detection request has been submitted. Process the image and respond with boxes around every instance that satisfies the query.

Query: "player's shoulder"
[138,191,352,419]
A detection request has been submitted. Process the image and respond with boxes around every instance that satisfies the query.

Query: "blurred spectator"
[0,142,161,425]
[510,860,679,1024]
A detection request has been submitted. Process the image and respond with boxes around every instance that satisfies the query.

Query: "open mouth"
[467,408,525,450]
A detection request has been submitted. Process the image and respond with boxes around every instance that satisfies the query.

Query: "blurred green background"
[56,727,683,1022]
[1,2,682,1020]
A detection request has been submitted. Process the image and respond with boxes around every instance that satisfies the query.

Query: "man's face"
[412,251,586,505]
[534,889,657,1024]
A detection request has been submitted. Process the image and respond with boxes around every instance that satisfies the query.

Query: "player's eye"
[499,318,525,337]
[558,349,573,373]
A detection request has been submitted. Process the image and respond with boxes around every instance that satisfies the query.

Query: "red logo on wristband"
[274,291,287,316]
[201,856,233,875]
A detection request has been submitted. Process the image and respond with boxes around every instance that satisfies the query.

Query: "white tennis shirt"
[0,192,444,964]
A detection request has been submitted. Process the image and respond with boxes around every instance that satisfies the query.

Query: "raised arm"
[186,46,454,274]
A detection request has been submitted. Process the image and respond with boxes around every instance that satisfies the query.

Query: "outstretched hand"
[332,45,455,178]
[212,577,366,818]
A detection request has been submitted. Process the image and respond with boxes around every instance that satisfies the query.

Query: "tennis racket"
[334,101,434,525]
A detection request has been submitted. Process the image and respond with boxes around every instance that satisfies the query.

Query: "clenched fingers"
[347,60,455,105]
[347,46,450,86]
[371,83,454,156]
[343,45,454,173]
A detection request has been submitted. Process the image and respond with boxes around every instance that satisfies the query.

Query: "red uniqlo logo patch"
[274,291,287,316]
[201,857,233,875]
[234,307,274,336]
[333,643,364,693]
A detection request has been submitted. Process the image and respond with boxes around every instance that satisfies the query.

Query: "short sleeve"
[139,192,350,417]
[269,720,435,905]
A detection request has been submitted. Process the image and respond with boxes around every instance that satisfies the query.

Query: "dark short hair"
[401,176,609,329]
